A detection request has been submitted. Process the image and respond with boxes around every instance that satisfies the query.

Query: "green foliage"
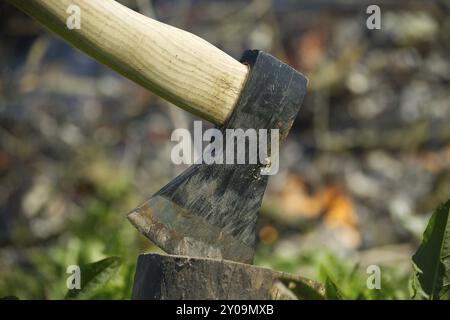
[256,246,411,300]
[411,200,450,300]
[65,257,121,299]
[257,200,450,300]
[324,277,344,300]
[0,155,151,299]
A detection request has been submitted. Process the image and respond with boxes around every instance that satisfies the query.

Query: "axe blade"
[128,50,307,263]
[128,163,267,264]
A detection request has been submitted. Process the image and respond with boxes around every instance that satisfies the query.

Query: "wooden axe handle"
[7,0,249,125]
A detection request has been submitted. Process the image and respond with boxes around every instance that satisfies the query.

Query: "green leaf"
[325,277,344,300]
[65,256,122,300]
[412,200,450,300]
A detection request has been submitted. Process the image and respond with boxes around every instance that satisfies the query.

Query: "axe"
[8,0,307,264]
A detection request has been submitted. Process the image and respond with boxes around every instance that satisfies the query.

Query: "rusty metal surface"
[128,50,307,263]
[128,195,255,262]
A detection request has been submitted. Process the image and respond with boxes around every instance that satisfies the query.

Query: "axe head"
[128,50,307,263]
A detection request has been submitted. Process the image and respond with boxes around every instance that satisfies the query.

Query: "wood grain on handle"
[7,0,249,124]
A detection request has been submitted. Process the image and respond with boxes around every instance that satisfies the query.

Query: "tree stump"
[132,253,323,300]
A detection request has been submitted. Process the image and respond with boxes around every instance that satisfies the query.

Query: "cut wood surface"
[7,0,249,124]
[132,253,324,300]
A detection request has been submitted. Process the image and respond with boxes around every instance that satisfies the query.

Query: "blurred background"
[1,0,449,299]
